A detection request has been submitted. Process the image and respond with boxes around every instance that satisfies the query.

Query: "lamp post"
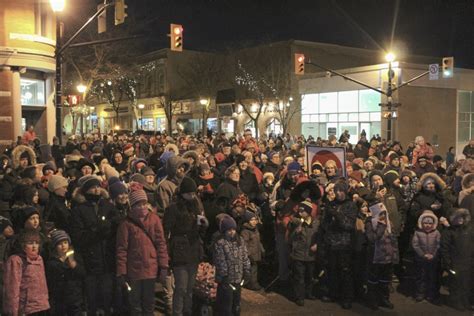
[200,98,210,137]
[76,84,87,138]
[138,103,145,130]
[385,52,396,141]
[50,0,65,145]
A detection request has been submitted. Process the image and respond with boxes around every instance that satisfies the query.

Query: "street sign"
[429,64,439,80]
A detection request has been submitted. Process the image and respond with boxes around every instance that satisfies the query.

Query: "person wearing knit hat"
[93,155,108,168]
[12,206,40,232]
[384,170,400,189]
[42,161,57,176]
[50,229,72,248]
[297,200,313,215]
[241,209,262,291]
[349,170,363,184]
[4,229,50,315]
[0,216,14,237]
[287,161,301,173]
[45,174,71,231]
[108,177,127,200]
[219,216,237,234]
[78,175,101,194]
[311,161,324,175]
[77,158,95,176]
[369,170,385,190]
[234,154,245,166]
[128,182,148,208]
[123,143,134,157]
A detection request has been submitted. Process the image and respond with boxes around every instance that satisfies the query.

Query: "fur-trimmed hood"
[416,172,446,192]
[449,208,471,226]
[11,145,37,169]
[72,186,110,204]
[417,210,438,230]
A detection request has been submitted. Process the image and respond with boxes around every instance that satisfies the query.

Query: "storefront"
[301,89,381,143]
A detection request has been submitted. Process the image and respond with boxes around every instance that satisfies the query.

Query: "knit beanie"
[48,175,68,192]
[433,155,443,163]
[20,150,31,161]
[287,161,301,172]
[384,170,400,187]
[42,161,57,174]
[243,210,257,222]
[297,200,313,214]
[129,173,147,186]
[78,175,101,193]
[128,182,148,207]
[17,206,40,230]
[179,177,197,194]
[77,158,95,172]
[50,229,71,247]
[108,176,127,200]
[219,216,237,233]
[0,216,12,233]
[141,166,155,176]
[369,170,384,185]
[123,143,134,154]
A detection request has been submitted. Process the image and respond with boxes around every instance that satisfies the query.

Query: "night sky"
[66,0,473,67]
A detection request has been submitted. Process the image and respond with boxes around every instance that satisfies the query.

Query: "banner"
[305,145,347,178]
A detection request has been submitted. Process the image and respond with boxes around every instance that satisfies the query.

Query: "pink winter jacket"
[3,254,50,315]
[116,213,169,280]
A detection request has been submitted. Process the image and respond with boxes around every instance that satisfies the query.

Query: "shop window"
[359,89,380,112]
[370,112,381,122]
[338,90,358,113]
[301,93,319,114]
[458,91,474,143]
[21,78,45,106]
[319,92,338,113]
[302,115,311,123]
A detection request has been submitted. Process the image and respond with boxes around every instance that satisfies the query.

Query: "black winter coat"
[163,199,204,266]
[70,189,120,275]
[215,179,242,212]
[318,199,357,251]
[46,255,86,313]
[288,218,318,262]
[241,223,263,263]
[440,224,474,272]
[44,193,71,231]
[239,168,259,202]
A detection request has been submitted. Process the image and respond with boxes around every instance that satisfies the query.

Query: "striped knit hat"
[50,229,71,247]
[128,182,148,207]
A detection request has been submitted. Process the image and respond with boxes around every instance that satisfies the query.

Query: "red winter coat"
[116,213,169,280]
[3,254,50,315]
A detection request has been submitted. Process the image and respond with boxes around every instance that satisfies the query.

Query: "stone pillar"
[0,69,15,150]
[11,69,22,139]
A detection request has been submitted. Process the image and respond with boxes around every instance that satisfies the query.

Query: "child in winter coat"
[241,211,263,291]
[411,210,441,303]
[288,201,318,307]
[440,208,474,311]
[46,229,86,315]
[3,230,50,315]
[214,216,251,316]
[365,204,399,311]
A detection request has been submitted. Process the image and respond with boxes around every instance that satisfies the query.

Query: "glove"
[158,268,168,284]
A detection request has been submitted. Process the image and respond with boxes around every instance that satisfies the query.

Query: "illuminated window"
[20,78,45,106]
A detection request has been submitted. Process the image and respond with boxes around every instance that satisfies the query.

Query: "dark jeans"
[292,260,315,300]
[353,249,368,298]
[84,273,113,315]
[216,282,242,316]
[327,249,353,302]
[448,268,473,307]
[173,263,198,316]
[128,278,156,316]
[414,256,439,299]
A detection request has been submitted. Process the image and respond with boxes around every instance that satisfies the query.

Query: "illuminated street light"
[77,84,87,93]
[50,0,65,12]
[385,52,396,63]
[200,99,208,106]
[138,104,145,110]
[138,104,145,129]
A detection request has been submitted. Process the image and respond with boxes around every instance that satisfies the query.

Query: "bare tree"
[177,53,227,137]
[234,45,292,138]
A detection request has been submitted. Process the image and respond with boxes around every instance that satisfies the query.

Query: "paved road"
[240,288,472,316]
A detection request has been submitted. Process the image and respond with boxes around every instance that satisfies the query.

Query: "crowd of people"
[0,126,473,315]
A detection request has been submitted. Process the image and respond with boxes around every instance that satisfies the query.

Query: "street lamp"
[138,103,145,130]
[50,0,65,12]
[77,84,86,94]
[385,52,396,63]
[51,0,66,144]
[76,84,87,137]
[384,52,397,141]
[200,98,210,137]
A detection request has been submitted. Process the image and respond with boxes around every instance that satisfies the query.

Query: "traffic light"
[294,53,305,75]
[170,24,183,51]
[115,0,127,25]
[98,4,106,33]
[442,57,454,78]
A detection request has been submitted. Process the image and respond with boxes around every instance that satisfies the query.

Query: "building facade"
[0,0,56,146]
